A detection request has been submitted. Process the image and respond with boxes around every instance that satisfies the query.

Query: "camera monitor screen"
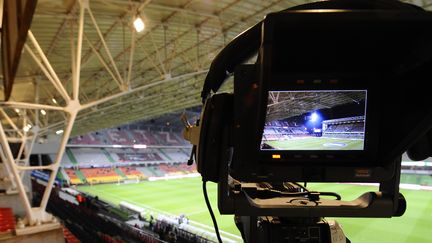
[261,90,367,151]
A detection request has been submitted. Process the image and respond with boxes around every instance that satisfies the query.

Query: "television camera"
[182,0,432,242]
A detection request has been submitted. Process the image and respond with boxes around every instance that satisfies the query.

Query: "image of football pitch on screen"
[261,90,367,151]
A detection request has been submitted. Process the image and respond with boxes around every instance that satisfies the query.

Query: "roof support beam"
[87,4,126,89]
[72,0,85,101]
[0,108,23,137]
[26,31,72,103]
[24,44,70,104]
[84,34,123,89]
[126,24,137,89]
[80,69,208,110]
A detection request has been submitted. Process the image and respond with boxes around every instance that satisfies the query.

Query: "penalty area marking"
[323,142,347,148]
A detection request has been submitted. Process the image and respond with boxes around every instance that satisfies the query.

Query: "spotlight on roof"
[310,112,319,122]
[133,16,145,32]
[40,109,47,115]
[56,129,64,135]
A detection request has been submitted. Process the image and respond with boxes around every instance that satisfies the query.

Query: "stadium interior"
[0,0,432,243]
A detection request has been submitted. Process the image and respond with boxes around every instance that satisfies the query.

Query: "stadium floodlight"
[310,112,318,122]
[133,144,147,149]
[40,109,46,115]
[55,129,63,135]
[133,16,145,33]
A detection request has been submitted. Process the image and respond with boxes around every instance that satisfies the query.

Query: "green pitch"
[78,177,432,243]
[264,137,364,150]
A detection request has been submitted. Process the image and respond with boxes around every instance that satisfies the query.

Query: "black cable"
[187,145,196,165]
[203,181,223,243]
[290,182,309,192]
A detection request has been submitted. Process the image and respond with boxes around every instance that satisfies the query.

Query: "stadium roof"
[0,0,430,137]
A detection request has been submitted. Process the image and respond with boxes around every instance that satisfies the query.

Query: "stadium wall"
[31,134,62,154]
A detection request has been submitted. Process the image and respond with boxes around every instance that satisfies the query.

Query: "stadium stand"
[69,148,111,167]
[401,153,432,186]
[68,129,188,146]
[106,130,132,145]
[130,130,159,145]
[158,164,184,176]
[136,167,157,177]
[162,149,189,162]
[153,131,184,145]
[61,162,198,185]
[64,169,84,185]
[262,116,366,141]
[80,168,121,184]
[119,167,147,180]
[262,125,308,141]
[59,127,194,185]
[69,133,102,145]
[146,166,166,177]
[322,116,365,139]
[62,162,198,185]
[115,151,164,163]
[52,152,75,167]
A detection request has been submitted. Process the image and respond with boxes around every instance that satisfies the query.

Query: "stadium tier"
[70,148,111,166]
[106,130,132,145]
[58,163,196,185]
[59,163,197,185]
[115,151,164,163]
[80,168,121,184]
[130,130,159,145]
[69,129,188,146]
[52,152,75,167]
[64,169,84,185]
[68,133,102,145]
[60,148,190,166]
[322,116,365,139]
[119,167,147,180]
[58,128,194,185]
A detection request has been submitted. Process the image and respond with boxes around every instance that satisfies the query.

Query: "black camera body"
[183,0,432,242]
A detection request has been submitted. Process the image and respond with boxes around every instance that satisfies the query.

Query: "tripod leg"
[234,216,258,243]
